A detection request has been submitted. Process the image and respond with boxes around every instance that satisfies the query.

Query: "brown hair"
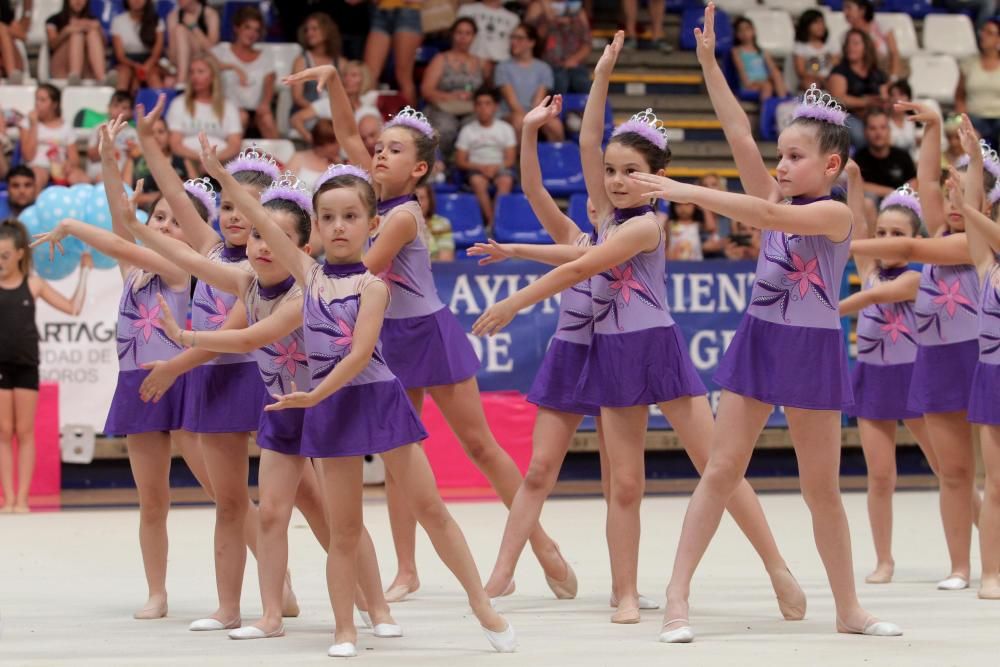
[312,175,377,218]
[607,132,672,172]
[184,54,225,121]
[843,28,878,72]
[298,12,342,60]
[232,5,263,30]
[0,218,32,274]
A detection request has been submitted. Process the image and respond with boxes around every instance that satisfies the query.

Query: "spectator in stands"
[456,86,517,229]
[286,119,341,190]
[422,18,488,157]
[289,13,349,143]
[792,9,839,93]
[622,0,670,53]
[697,172,728,259]
[111,0,166,93]
[416,183,456,262]
[364,0,424,105]
[45,0,111,85]
[291,59,373,144]
[20,84,87,187]
[458,0,520,64]
[853,108,916,201]
[132,116,194,211]
[5,166,36,217]
[166,0,221,87]
[943,114,966,167]
[210,6,278,139]
[355,106,383,158]
[842,0,900,79]
[956,18,1000,150]
[496,24,564,141]
[666,202,705,261]
[525,0,592,95]
[275,1,367,59]
[0,0,30,83]
[827,29,889,148]
[165,55,242,167]
[722,219,760,261]
[887,79,918,160]
[86,91,137,183]
[732,17,787,103]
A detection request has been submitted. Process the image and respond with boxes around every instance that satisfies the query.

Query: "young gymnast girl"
[0,223,89,514]
[29,119,221,619]
[473,30,805,625]
[125,155,398,639]
[850,101,989,592]
[626,4,901,641]
[840,170,937,584]
[204,150,516,655]
[284,64,570,603]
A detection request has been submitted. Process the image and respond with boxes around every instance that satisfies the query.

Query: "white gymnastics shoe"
[328,642,358,658]
[228,624,284,640]
[937,576,969,591]
[658,618,694,644]
[610,594,660,610]
[189,617,240,631]
[373,623,403,638]
[837,616,903,637]
[482,620,518,653]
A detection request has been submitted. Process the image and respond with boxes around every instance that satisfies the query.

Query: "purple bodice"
[978,262,1000,364]
[303,262,396,389]
[914,263,979,346]
[373,199,446,319]
[193,242,255,365]
[856,266,919,365]
[553,232,594,345]
[589,212,674,335]
[244,275,310,395]
[115,269,187,371]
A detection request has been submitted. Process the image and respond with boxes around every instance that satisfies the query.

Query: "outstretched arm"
[581,31,623,221]
[99,117,137,247]
[839,271,919,316]
[466,240,588,267]
[157,293,303,354]
[283,66,370,169]
[850,233,971,266]
[29,253,93,316]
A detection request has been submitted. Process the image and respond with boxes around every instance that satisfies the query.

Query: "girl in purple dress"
[850,102,992,593]
[127,158,395,639]
[475,30,805,626]
[237,160,516,657]
[840,171,936,584]
[626,5,900,642]
[284,64,568,604]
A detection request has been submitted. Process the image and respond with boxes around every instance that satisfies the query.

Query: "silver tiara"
[611,108,669,150]
[792,84,847,126]
[385,106,435,138]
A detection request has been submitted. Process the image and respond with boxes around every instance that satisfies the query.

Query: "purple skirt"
[907,339,979,414]
[527,338,600,417]
[104,368,186,435]
[968,361,1000,425]
[715,314,853,411]
[381,306,481,389]
[576,326,706,408]
[256,395,306,455]
[181,361,267,433]
[846,362,922,421]
[300,379,428,458]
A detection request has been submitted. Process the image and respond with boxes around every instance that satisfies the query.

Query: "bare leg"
[979,425,1000,598]
[622,0,638,40]
[384,386,424,600]
[0,24,19,77]
[293,459,328,547]
[68,33,85,78]
[11,389,38,509]
[126,431,173,618]
[392,30,423,105]
[170,26,190,84]
[0,389,15,510]
[85,27,107,80]
[648,0,665,42]
[469,174,494,228]
[924,411,975,582]
[858,418,898,583]
[363,31,392,89]
[319,456,365,647]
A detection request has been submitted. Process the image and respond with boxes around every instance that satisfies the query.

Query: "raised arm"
[99,118,138,248]
[898,101,946,236]
[29,253,92,316]
[696,4,779,201]
[850,233,972,266]
[520,96,582,245]
[156,293,303,355]
[839,270,919,316]
[136,95,220,255]
[581,31,623,221]
[283,66,370,168]
[845,159,877,280]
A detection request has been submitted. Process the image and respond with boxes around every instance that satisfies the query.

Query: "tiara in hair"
[260,171,314,216]
[611,108,669,151]
[384,106,435,139]
[956,138,1000,181]
[791,84,847,127]
[183,177,218,219]
[880,183,921,218]
[226,143,281,181]
[313,163,373,193]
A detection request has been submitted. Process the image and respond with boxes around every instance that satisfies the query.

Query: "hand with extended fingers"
[472,298,518,337]
[134,93,167,138]
[894,100,940,127]
[265,382,319,411]
[594,30,624,79]
[523,95,562,131]
[282,65,339,94]
[120,180,146,231]
[694,3,718,66]
[155,293,184,344]
[629,172,692,203]
[466,240,515,265]
[98,115,128,161]
[957,113,983,162]
[29,219,75,262]
[197,132,227,181]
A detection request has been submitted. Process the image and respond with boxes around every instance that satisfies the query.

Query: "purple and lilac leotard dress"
[715,197,853,410]
[300,262,427,458]
[526,231,600,416]
[182,242,268,433]
[375,195,481,388]
[906,260,980,414]
[576,207,705,407]
[846,266,922,421]
[105,269,189,434]
[968,261,1000,425]
[244,275,311,455]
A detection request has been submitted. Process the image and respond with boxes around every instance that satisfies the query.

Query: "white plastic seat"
[242,138,295,165]
[922,14,978,59]
[0,84,38,115]
[821,10,849,53]
[746,9,795,58]
[62,86,115,141]
[713,0,758,15]
[764,0,817,17]
[26,0,61,46]
[908,54,961,103]
[259,42,304,138]
[876,13,919,59]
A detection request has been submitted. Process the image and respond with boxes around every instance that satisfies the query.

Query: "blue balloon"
[84,203,118,270]
[85,185,112,230]
[34,243,81,281]
[36,186,85,255]
[136,209,148,225]
[19,205,41,236]
[70,183,95,213]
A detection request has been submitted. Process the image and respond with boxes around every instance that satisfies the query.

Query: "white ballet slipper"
[189,617,240,631]
[937,576,969,591]
[328,642,358,658]
[373,623,403,638]
[837,616,903,637]
[658,618,694,644]
[482,620,517,653]
[228,624,284,640]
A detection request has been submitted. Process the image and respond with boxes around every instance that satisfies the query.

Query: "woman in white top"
[111,0,165,92]
[165,55,241,166]
[19,83,87,187]
[166,0,220,86]
[209,5,277,139]
[957,19,1000,150]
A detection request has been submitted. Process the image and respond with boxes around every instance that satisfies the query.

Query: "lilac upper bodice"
[914,262,979,346]
[590,211,675,335]
[978,261,1000,364]
[115,269,187,372]
[193,242,255,365]
[553,231,595,345]
[372,198,445,320]
[303,262,396,389]
[244,275,310,395]
[856,266,919,366]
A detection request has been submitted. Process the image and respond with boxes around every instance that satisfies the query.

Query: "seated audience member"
[666,201,705,261]
[843,0,901,79]
[286,120,341,190]
[455,87,517,229]
[495,23,563,140]
[524,0,592,95]
[0,1,30,82]
[826,29,889,148]
[111,0,166,93]
[291,59,373,144]
[792,9,840,93]
[165,55,243,168]
[457,0,520,63]
[723,220,761,261]
[5,166,37,217]
[355,106,384,159]
[416,184,456,262]
[289,13,349,143]
[20,83,87,187]
[422,18,488,157]
[731,16,787,103]
[853,109,917,199]
[956,19,1000,149]
[132,117,194,211]
[45,0,111,84]
[211,5,278,139]
[86,91,138,182]
[166,0,221,86]
[887,80,918,160]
